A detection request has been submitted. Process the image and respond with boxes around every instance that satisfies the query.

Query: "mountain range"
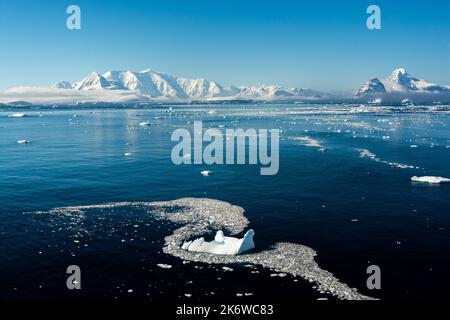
[1,68,449,105]
[51,69,326,101]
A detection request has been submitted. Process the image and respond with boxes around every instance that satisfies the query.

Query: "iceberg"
[17,140,31,144]
[411,176,450,184]
[200,170,212,176]
[8,113,27,118]
[182,230,255,255]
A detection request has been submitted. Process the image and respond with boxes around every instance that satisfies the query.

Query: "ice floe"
[200,170,212,176]
[17,140,31,144]
[411,176,450,184]
[157,263,173,269]
[8,113,27,118]
[289,136,324,149]
[358,149,418,169]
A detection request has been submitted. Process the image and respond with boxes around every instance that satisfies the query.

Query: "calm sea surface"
[1,104,449,300]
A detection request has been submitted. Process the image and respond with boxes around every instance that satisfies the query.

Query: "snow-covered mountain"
[51,81,72,89]
[356,78,386,97]
[357,68,449,97]
[2,67,449,105]
[54,69,325,101]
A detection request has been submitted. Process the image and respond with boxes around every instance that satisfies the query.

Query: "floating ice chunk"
[410,145,418,148]
[8,113,27,118]
[289,136,322,148]
[157,263,173,269]
[182,230,255,256]
[124,152,132,156]
[222,266,234,272]
[139,122,151,126]
[411,176,450,184]
[270,273,287,277]
[17,140,31,144]
[200,170,212,176]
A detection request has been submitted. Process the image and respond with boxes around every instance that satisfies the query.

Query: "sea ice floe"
[289,136,323,149]
[157,263,173,269]
[8,113,27,117]
[358,149,417,169]
[17,140,31,144]
[138,122,151,126]
[411,176,450,184]
[222,266,234,272]
[35,198,375,300]
[200,170,212,176]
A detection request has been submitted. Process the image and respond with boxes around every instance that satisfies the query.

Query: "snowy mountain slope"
[51,81,72,89]
[73,72,115,90]
[54,69,327,101]
[357,68,449,97]
[356,78,386,97]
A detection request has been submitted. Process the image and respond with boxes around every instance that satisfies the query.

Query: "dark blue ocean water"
[1,104,449,301]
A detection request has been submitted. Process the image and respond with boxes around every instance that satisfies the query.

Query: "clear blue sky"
[0,0,449,91]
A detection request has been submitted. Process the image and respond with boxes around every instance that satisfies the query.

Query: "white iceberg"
[411,176,450,184]
[200,170,212,176]
[8,113,27,118]
[138,122,151,126]
[17,140,31,144]
[182,230,255,255]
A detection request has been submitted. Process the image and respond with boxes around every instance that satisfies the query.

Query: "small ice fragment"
[127,289,133,293]
[411,176,450,184]
[222,266,234,272]
[236,293,243,297]
[139,122,151,126]
[270,273,287,277]
[124,152,132,156]
[410,145,418,148]
[201,170,212,176]
[17,140,31,144]
[8,113,27,118]
[157,263,172,269]
[184,294,192,298]
[351,219,359,222]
